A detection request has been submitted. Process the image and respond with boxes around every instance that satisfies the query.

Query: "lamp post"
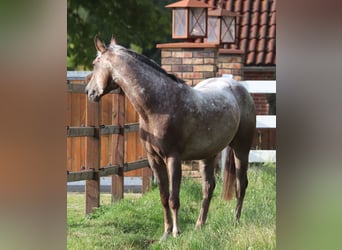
[166,0,209,42]
[206,8,239,47]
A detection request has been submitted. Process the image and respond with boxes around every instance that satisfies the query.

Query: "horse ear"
[109,35,117,46]
[94,35,106,53]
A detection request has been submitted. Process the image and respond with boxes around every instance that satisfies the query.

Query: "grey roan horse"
[86,36,256,240]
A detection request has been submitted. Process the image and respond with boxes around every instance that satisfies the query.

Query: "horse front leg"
[166,155,182,237]
[146,153,172,241]
[196,156,216,229]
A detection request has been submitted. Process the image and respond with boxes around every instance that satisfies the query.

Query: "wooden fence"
[66,71,152,214]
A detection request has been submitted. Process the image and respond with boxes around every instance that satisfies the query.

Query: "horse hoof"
[159,232,170,242]
[172,230,181,238]
[195,222,204,229]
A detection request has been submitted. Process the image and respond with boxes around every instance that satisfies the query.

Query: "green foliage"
[67,0,175,70]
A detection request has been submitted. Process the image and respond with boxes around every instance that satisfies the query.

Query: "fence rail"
[240,79,276,163]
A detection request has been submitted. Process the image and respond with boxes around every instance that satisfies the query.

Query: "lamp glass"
[174,8,187,36]
[221,16,235,43]
[189,8,206,36]
[207,16,219,43]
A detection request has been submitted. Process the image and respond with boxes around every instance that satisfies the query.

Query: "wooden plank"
[66,127,95,137]
[125,99,142,177]
[67,83,86,93]
[124,160,149,172]
[124,123,139,132]
[111,93,125,201]
[100,125,121,135]
[66,92,72,171]
[67,170,94,182]
[85,99,100,214]
[71,93,81,171]
[142,167,152,193]
[99,165,120,176]
[80,94,86,172]
[100,95,111,167]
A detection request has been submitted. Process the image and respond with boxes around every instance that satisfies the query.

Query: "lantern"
[166,0,209,40]
[206,8,239,45]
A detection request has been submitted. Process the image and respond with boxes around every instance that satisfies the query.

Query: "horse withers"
[85,35,256,241]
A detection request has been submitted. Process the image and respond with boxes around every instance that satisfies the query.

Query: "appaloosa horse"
[85,36,256,241]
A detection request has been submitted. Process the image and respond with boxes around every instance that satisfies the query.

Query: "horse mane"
[111,45,186,84]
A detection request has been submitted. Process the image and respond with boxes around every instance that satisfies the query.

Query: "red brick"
[204,58,215,64]
[161,65,171,72]
[161,58,182,65]
[183,72,203,79]
[221,63,242,69]
[193,65,215,72]
[218,69,232,75]
[218,56,242,63]
[183,58,204,65]
[193,50,216,58]
[171,65,193,72]
[161,50,172,58]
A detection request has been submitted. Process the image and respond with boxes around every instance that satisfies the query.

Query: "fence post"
[85,99,100,214]
[111,91,125,201]
[142,167,152,193]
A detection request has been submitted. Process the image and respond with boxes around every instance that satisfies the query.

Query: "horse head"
[85,35,119,102]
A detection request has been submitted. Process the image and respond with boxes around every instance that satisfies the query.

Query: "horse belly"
[180,121,238,160]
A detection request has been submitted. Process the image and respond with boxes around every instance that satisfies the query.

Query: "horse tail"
[222,147,236,200]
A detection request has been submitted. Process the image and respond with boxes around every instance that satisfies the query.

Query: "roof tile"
[200,0,276,66]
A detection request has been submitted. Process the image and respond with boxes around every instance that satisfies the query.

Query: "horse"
[85,35,256,241]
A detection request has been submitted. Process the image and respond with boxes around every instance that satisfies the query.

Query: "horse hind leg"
[195,155,216,229]
[232,151,249,225]
[229,124,255,225]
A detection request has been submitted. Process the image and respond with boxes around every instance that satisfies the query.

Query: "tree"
[67,0,174,70]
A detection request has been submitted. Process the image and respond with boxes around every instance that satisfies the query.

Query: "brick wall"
[161,48,217,86]
[217,49,244,81]
[159,46,244,86]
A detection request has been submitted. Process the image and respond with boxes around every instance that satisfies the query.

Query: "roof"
[201,0,276,66]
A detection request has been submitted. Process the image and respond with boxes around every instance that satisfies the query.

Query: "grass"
[67,163,276,249]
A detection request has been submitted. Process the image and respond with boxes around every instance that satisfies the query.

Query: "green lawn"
[67,163,276,249]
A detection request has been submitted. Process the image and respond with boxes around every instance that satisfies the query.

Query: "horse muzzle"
[86,88,101,102]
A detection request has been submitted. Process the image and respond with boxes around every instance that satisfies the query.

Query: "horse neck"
[110,55,173,120]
